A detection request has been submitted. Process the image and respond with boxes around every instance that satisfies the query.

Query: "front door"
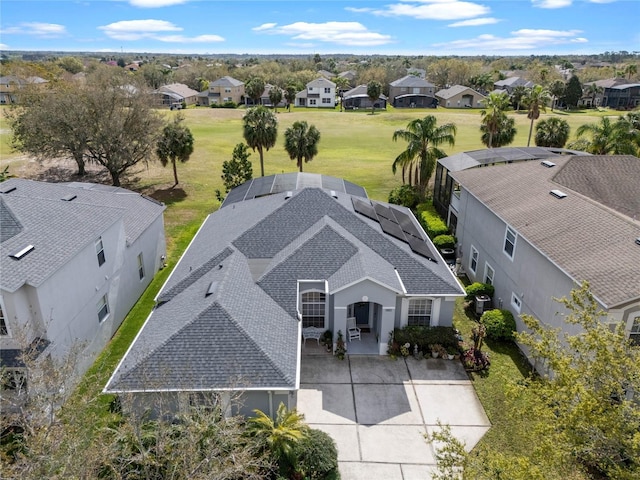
[354,302,369,326]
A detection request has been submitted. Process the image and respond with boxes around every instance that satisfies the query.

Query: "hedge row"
[416,202,449,239]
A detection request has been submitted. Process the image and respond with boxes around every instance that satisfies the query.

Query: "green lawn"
[0,104,609,473]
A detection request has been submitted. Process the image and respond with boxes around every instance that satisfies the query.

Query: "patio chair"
[347,317,361,342]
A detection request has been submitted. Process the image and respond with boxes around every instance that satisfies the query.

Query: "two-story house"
[433,149,640,361]
[197,76,245,106]
[389,75,437,108]
[295,78,336,108]
[105,173,464,418]
[1,179,166,409]
[0,76,48,104]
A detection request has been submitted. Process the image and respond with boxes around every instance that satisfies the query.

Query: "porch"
[301,330,380,356]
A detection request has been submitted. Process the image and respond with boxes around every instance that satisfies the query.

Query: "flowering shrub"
[462,348,490,371]
[400,342,411,357]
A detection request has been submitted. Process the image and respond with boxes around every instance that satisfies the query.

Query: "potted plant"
[446,345,458,360]
[335,330,346,360]
[322,329,333,353]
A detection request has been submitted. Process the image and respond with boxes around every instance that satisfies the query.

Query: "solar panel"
[221,180,252,207]
[379,217,407,242]
[321,175,344,192]
[272,173,299,193]
[408,237,438,263]
[344,181,367,198]
[392,208,424,239]
[373,202,396,221]
[351,197,378,221]
[246,176,274,199]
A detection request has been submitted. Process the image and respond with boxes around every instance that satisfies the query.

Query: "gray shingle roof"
[0,198,22,243]
[450,155,640,308]
[390,75,434,88]
[435,85,484,100]
[0,179,165,292]
[210,76,243,87]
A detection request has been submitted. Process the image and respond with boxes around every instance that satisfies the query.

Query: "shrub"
[480,309,517,341]
[433,234,455,249]
[416,202,449,238]
[392,325,458,354]
[465,282,495,300]
[294,429,340,480]
[222,101,237,108]
[388,185,420,209]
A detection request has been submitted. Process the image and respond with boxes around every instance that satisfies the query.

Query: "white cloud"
[533,0,616,8]
[360,1,491,20]
[254,21,393,46]
[434,28,587,50]
[448,17,500,27]
[128,0,189,7]
[2,22,67,37]
[0,43,9,49]
[99,20,223,42]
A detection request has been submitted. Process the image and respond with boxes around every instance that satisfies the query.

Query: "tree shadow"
[30,165,111,185]
[146,186,187,206]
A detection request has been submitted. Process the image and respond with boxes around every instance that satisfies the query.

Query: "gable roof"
[343,84,388,100]
[157,83,199,98]
[106,175,463,394]
[0,179,165,293]
[307,77,336,88]
[210,76,243,87]
[390,75,434,88]
[494,77,534,88]
[436,85,485,100]
[450,155,640,308]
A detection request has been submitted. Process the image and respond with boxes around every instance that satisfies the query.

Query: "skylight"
[0,186,17,194]
[550,189,567,199]
[10,244,34,260]
[61,194,77,201]
[205,281,218,297]
[541,160,556,168]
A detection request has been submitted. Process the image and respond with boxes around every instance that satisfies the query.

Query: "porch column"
[379,307,395,355]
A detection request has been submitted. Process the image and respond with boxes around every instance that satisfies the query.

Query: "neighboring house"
[581,78,640,109]
[434,149,640,361]
[0,75,48,104]
[155,83,199,108]
[257,84,287,108]
[0,179,166,410]
[338,70,357,84]
[197,76,244,106]
[342,84,387,110]
[406,68,427,79]
[493,77,534,94]
[317,70,335,80]
[105,173,464,417]
[436,85,486,108]
[295,78,336,108]
[389,75,437,108]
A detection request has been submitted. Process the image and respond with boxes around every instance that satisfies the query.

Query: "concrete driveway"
[297,355,491,480]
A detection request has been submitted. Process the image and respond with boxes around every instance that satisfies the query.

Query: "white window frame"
[469,245,479,274]
[0,300,8,336]
[97,294,109,323]
[511,292,522,313]
[484,263,495,286]
[504,226,517,260]
[322,97,332,104]
[630,316,640,346]
[301,290,326,328]
[309,99,317,105]
[324,87,331,93]
[407,298,432,327]
[96,237,106,266]
[137,253,145,280]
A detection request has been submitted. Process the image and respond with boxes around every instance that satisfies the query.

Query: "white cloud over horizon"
[128,0,189,7]
[253,21,393,46]
[99,19,223,42]
[1,22,67,37]
[533,0,616,8]
[348,0,490,20]
[448,17,500,27]
[435,28,588,50]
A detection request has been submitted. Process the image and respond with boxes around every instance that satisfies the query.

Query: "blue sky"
[0,0,638,56]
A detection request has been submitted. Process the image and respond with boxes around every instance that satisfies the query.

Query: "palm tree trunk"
[298,157,303,172]
[258,147,265,177]
[527,119,534,147]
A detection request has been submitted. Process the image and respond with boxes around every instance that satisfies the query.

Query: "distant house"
[197,76,244,106]
[317,70,335,80]
[0,75,48,104]
[406,68,426,79]
[155,83,199,108]
[342,84,387,110]
[0,179,166,411]
[295,78,336,108]
[105,173,464,418]
[338,70,357,83]
[389,75,437,108]
[433,148,640,362]
[493,77,534,94]
[436,85,485,108]
[258,84,287,108]
[581,78,640,109]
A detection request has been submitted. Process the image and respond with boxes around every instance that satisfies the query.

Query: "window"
[322,98,332,104]
[301,291,325,328]
[408,298,432,326]
[137,253,145,280]
[2,369,27,393]
[511,293,522,313]
[309,99,316,105]
[504,227,517,259]
[96,237,106,266]
[224,88,231,93]
[97,294,109,323]
[630,316,640,346]
[469,246,479,274]
[324,87,331,93]
[189,392,221,414]
[484,263,495,285]
[0,303,7,336]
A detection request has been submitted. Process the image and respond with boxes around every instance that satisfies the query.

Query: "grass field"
[0,104,609,475]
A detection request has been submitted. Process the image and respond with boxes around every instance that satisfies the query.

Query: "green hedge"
[390,325,458,355]
[388,185,420,209]
[294,429,340,480]
[480,309,517,341]
[433,234,456,249]
[416,202,449,239]
[465,282,495,300]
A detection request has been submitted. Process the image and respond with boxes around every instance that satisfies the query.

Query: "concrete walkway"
[297,355,491,480]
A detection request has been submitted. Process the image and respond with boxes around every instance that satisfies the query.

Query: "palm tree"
[284,121,320,172]
[510,85,528,111]
[245,76,265,106]
[268,86,283,113]
[480,115,516,148]
[549,80,565,111]
[585,83,603,108]
[535,118,570,148]
[574,116,638,155]
[367,80,382,115]
[480,92,511,148]
[247,403,309,467]
[625,64,638,80]
[156,114,195,186]
[332,76,351,112]
[524,85,552,146]
[242,106,278,177]
[392,115,456,197]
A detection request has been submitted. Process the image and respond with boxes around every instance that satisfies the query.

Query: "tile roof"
[450,155,640,308]
[107,175,463,393]
[0,179,165,292]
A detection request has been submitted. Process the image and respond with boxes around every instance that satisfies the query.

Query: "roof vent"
[61,194,77,201]
[10,244,35,260]
[0,186,17,194]
[541,160,556,168]
[205,281,218,297]
[636,237,640,246]
[284,191,293,200]
[550,189,567,199]
[330,190,338,199]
